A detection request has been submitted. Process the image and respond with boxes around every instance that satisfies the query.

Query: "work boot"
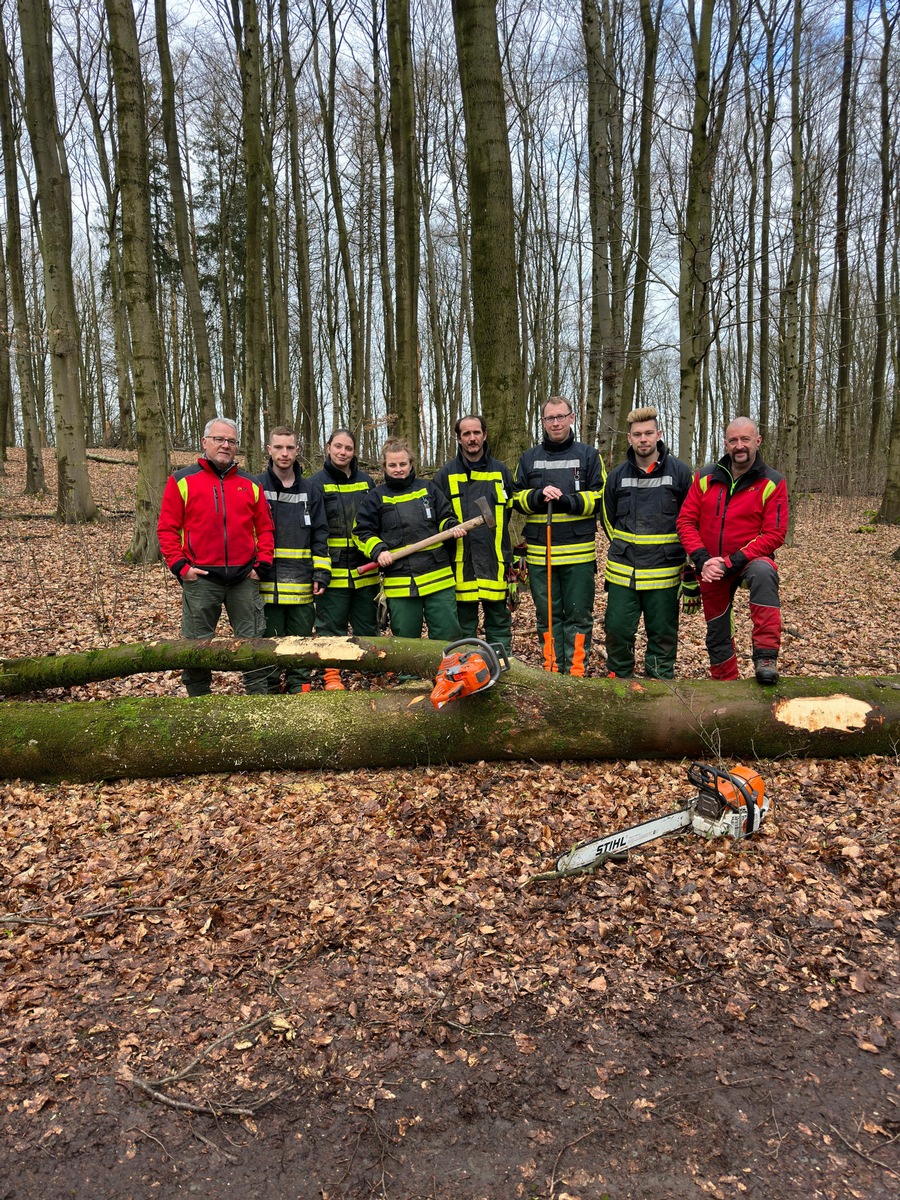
[754,655,779,685]
[324,668,345,691]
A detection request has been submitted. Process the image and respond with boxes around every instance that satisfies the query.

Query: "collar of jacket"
[626,440,667,472]
[324,454,358,483]
[200,455,237,478]
[265,458,302,493]
[542,429,575,454]
[384,467,416,492]
[714,452,767,487]
[455,445,490,472]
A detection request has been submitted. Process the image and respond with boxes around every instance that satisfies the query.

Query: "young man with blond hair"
[601,406,693,678]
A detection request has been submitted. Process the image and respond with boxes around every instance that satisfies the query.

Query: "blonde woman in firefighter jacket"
[308,429,378,689]
[512,397,603,675]
[601,408,693,679]
[252,426,331,693]
[352,438,466,642]
[433,415,515,654]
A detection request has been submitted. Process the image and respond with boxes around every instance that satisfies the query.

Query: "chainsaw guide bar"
[554,763,769,876]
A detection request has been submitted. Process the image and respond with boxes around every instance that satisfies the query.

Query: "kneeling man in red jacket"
[676,417,788,685]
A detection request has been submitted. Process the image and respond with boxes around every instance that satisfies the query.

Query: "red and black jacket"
[676,453,788,576]
[157,457,275,583]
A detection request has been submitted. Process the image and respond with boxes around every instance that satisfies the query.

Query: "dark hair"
[454,413,486,438]
[327,428,357,449]
[268,425,298,443]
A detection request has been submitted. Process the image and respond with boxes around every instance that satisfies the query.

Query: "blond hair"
[381,437,415,470]
[626,406,659,428]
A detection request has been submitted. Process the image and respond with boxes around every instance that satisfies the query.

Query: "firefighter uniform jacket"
[676,453,788,575]
[512,432,603,567]
[352,469,457,599]
[308,457,379,591]
[433,447,514,605]
[252,463,331,606]
[157,456,274,583]
[602,442,693,591]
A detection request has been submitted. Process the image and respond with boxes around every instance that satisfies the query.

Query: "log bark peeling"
[0,638,898,781]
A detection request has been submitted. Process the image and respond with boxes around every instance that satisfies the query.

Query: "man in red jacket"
[157,417,275,695]
[676,417,788,684]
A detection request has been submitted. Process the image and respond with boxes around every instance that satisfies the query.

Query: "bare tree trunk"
[280,0,318,450]
[17,0,96,522]
[834,0,853,486]
[231,0,265,470]
[155,0,217,434]
[870,1,896,462]
[104,0,170,563]
[0,22,44,492]
[452,0,524,467]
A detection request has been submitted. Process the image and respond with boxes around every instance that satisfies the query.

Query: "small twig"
[192,1128,240,1164]
[128,1123,174,1161]
[150,1011,283,1087]
[828,1123,900,1179]
[128,1076,256,1117]
[547,1124,602,1200]
[654,972,714,993]
[0,914,57,926]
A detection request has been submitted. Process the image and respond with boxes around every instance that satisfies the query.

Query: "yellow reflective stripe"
[526,543,596,566]
[274,548,312,559]
[177,477,189,503]
[456,580,506,602]
[608,528,682,546]
[313,555,331,572]
[383,488,429,505]
[322,482,369,493]
[762,479,776,503]
[327,536,354,547]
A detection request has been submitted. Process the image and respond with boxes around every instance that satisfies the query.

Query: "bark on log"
[0,637,898,781]
[0,636,430,695]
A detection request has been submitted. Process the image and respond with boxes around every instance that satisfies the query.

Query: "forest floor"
[0,448,898,1200]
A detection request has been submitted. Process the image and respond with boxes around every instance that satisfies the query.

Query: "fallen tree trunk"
[0,636,422,695]
[0,638,897,780]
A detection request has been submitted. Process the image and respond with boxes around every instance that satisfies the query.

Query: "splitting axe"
[357,494,496,576]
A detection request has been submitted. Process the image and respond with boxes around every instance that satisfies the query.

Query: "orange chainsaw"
[430,638,510,710]
[554,762,769,875]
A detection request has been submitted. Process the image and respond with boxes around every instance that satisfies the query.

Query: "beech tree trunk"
[1,639,897,782]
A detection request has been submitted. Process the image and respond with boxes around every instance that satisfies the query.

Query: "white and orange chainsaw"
[554,762,770,875]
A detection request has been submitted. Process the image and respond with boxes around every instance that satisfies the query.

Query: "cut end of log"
[774,694,872,733]
[274,636,376,662]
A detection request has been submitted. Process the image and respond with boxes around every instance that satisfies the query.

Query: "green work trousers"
[263,601,315,692]
[388,588,462,642]
[604,582,680,679]
[529,562,596,675]
[315,586,379,638]
[456,599,512,655]
[180,576,268,696]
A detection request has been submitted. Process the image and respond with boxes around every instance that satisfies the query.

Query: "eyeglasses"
[206,436,238,445]
[543,413,572,424]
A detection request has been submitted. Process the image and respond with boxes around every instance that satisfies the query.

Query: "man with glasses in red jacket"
[157,417,274,695]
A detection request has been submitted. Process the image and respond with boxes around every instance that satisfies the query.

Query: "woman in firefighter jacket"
[308,429,378,689]
[352,438,466,641]
[512,397,604,675]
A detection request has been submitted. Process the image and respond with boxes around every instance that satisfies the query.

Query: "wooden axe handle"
[357,495,496,576]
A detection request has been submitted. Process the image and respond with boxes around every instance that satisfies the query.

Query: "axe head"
[475,495,496,528]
